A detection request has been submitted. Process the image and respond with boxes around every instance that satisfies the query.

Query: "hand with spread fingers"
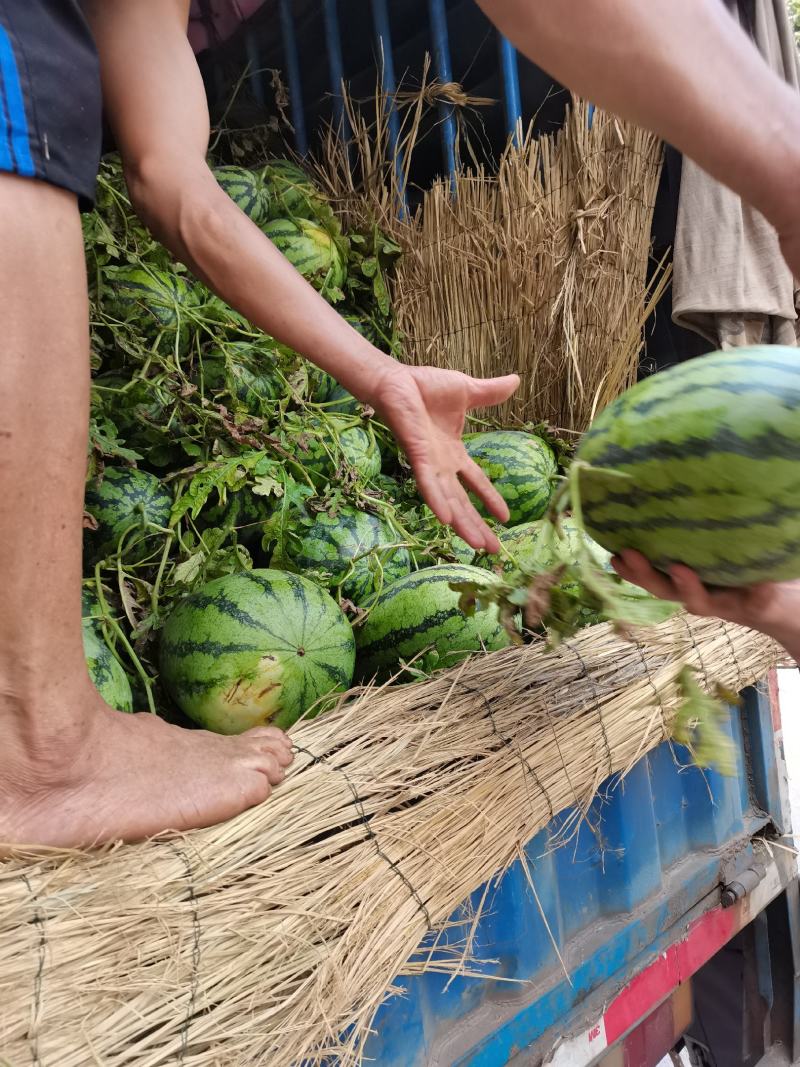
[612,549,800,663]
[368,363,520,554]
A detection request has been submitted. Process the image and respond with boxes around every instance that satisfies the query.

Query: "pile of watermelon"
[81,153,633,735]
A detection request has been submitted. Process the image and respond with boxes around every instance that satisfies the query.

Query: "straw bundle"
[320,90,669,432]
[0,615,778,1066]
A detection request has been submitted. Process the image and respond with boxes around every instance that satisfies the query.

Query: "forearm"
[126,158,396,402]
[477,0,800,233]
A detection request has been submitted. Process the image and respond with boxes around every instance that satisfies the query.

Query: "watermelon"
[91,374,189,468]
[264,159,329,223]
[369,474,403,500]
[575,346,800,586]
[355,563,512,681]
[409,506,476,567]
[200,342,283,414]
[464,431,558,524]
[200,488,273,549]
[93,374,170,432]
[213,165,270,225]
[102,265,196,334]
[263,217,347,296]
[310,370,361,416]
[342,313,376,342]
[85,466,172,559]
[298,417,382,483]
[160,569,355,733]
[286,505,411,604]
[481,517,612,574]
[82,593,133,712]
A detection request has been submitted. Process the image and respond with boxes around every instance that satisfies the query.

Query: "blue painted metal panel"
[244,25,266,106]
[427,0,458,185]
[363,693,781,1066]
[496,34,522,143]
[278,0,308,156]
[370,0,408,214]
[321,0,350,142]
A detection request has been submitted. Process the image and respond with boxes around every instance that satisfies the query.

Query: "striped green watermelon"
[264,159,329,223]
[286,505,411,604]
[200,488,273,549]
[355,563,512,681]
[298,417,382,483]
[84,466,172,560]
[342,313,377,342]
[200,342,282,414]
[213,165,270,225]
[369,473,403,500]
[575,346,800,586]
[409,506,476,567]
[91,374,189,468]
[310,370,361,415]
[102,265,196,334]
[263,217,347,296]
[83,623,134,712]
[160,569,355,733]
[464,431,558,525]
[482,517,612,574]
[82,592,133,712]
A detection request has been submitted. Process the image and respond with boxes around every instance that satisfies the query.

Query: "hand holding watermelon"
[367,363,520,555]
[613,550,800,663]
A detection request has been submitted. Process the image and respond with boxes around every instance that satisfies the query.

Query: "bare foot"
[0,690,294,849]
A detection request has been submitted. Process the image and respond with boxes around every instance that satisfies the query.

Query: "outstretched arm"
[476,0,800,277]
[83,0,519,553]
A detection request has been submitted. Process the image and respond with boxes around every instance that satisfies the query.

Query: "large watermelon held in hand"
[263,217,347,297]
[464,431,558,525]
[160,569,355,733]
[213,165,271,225]
[355,563,512,681]
[575,346,800,586]
[84,466,172,560]
[286,505,411,604]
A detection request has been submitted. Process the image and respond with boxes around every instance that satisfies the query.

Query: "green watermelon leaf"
[170,450,276,522]
[173,551,205,585]
[252,473,282,498]
[673,666,738,776]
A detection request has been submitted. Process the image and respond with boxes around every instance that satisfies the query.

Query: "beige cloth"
[672,0,800,348]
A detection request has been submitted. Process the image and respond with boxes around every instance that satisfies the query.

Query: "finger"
[613,550,678,601]
[459,458,510,523]
[414,464,455,528]
[444,477,500,553]
[669,565,715,616]
[467,374,520,409]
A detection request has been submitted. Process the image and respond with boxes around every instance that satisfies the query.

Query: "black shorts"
[0,0,102,208]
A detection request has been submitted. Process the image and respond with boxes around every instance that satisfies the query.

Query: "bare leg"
[0,175,292,849]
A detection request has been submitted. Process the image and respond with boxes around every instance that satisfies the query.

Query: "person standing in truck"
[0,0,798,850]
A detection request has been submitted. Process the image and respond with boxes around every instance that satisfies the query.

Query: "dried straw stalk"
[0,615,778,1066]
[319,87,670,432]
